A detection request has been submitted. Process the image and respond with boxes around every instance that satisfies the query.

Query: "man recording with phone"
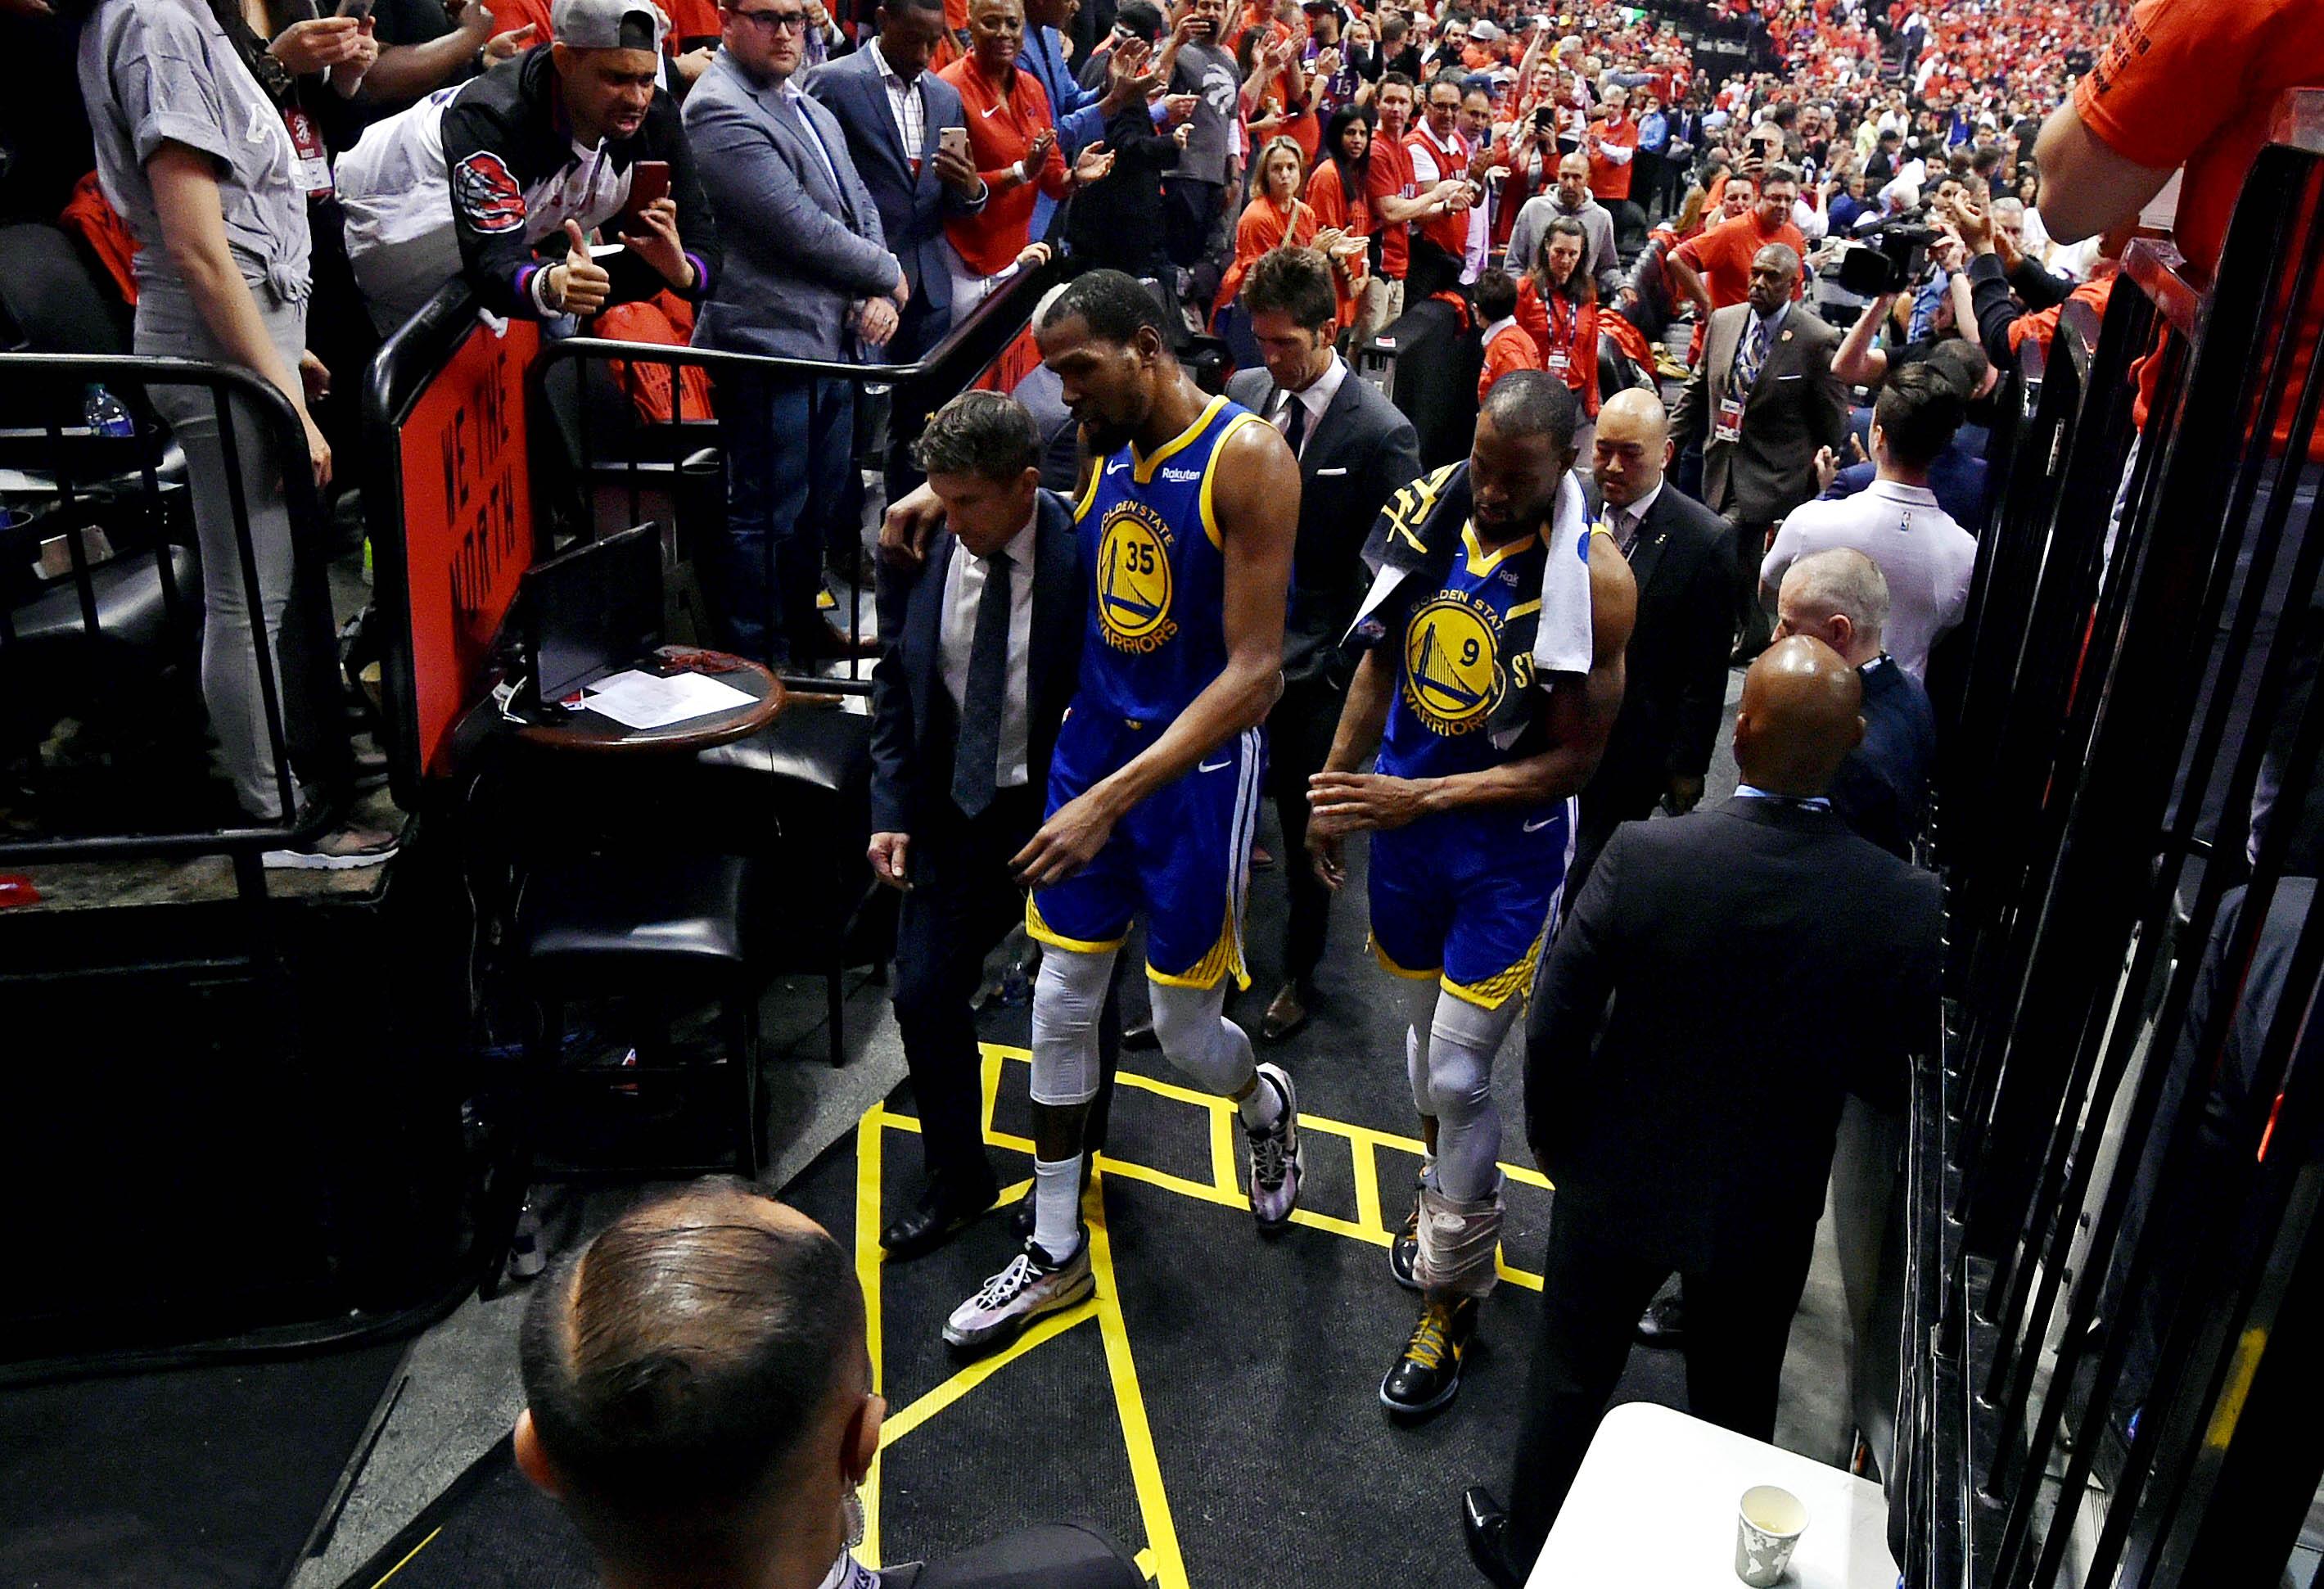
[335,0,716,333]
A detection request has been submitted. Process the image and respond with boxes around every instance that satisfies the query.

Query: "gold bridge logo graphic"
[1098,503,1179,654]
[1403,593,1503,735]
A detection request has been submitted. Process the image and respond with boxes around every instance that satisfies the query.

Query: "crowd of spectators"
[8,0,2324,1575]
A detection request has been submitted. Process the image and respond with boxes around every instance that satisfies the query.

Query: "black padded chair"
[481,852,765,1291]
[693,701,885,1068]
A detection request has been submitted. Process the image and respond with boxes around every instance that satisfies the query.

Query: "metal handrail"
[0,353,348,866]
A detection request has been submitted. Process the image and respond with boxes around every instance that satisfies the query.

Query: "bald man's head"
[1592,387,1672,510]
[515,1180,874,1581]
[1733,635,1865,796]
[1747,243,1800,316]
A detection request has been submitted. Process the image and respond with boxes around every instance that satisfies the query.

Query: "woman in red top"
[1517,214,1600,418]
[1304,106,1375,334]
[1216,135,1319,320]
[940,0,1071,292]
[1237,28,1319,164]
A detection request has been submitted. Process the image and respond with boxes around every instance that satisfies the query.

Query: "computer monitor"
[519,525,665,707]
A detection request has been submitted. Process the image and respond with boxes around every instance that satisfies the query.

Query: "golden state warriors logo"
[1403,595,1503,735]
[1098,503,1180,654]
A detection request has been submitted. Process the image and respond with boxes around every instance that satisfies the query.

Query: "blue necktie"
[952,549,1013,818]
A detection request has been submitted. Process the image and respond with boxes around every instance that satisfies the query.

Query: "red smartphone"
[619,160,670,227]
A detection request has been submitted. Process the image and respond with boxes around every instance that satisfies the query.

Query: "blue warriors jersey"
[1377,522,1550,783]
[1072,395,1266,725]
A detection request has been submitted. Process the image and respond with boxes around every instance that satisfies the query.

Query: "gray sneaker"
[1246,1063,1303,1229]
[942,1233,1094,1354]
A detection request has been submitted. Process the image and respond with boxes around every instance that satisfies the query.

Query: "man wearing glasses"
[687,0,911,665]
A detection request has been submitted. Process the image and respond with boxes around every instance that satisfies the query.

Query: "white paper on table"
[582,668,756,729]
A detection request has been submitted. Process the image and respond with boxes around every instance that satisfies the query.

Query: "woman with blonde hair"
[1215,135,1320,322]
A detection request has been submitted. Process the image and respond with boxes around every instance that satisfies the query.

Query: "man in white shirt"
[866,391,1108,1260]
[1759,362,1977,682]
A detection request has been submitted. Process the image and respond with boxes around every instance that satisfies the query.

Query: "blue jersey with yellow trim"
[1376,521,1550,782]
[1072,394,1264,725]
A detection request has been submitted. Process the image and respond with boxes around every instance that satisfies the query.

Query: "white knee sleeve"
[1426,991,1520,1202]
[1147,979,1257,1098]
[1401,976,1442,1122]
[1030,943,1116,1107]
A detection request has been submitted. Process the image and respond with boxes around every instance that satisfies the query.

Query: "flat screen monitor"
[520,525,664,706]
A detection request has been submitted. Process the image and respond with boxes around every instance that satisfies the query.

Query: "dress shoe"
[1635,1290,1685,1347]
[1460,1487,1523,1589]
[881,1179,997,1262]
[1259,982,1310,1041]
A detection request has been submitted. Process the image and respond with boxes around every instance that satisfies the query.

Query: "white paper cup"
[1734,1484,1808,1586]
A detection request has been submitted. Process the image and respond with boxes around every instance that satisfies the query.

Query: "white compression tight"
[1402,978,1522,1203]
[1029,941,1258,1107]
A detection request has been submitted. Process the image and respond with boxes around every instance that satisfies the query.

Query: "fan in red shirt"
[1514,214,1601,418]
[940,0,1073,282]
[1583,88,1636,205]
[2038,0,2324,454]
[1666,165,1807,361]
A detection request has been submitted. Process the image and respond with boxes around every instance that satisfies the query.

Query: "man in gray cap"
[336,0,719,332]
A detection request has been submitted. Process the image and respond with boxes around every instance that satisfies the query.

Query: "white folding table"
[1528,1402,1899,1588]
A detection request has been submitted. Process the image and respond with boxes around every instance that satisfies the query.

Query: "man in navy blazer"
[866,393,1114,1258]
[686,0,908,664]
[809,0,993,362]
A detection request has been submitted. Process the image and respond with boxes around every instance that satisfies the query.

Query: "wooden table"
[1530,1402,1898,1588]
[511,651,784,755]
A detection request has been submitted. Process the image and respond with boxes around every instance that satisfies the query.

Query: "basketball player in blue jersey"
[937,270,1304,1355]
[1310,373,1637,1416]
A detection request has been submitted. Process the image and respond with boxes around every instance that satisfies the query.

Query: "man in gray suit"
[1225,246,1422,1041]
[686,0,908,665]
[1671,242,1848,665]
[808,0,991,363]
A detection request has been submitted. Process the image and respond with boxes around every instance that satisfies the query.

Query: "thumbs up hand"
[553,219,612,315]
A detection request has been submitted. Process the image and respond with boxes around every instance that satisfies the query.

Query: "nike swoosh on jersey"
[1521,814,1557,833]
[982,103,1002,116]
[1198,756,1233,773]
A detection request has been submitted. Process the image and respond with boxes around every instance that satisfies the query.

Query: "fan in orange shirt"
[1303,106,1375,332]
[2037,0,2324,452]
[1216,136,1320,321]
[1514,214,1601,418]
[1475,268,1545,404]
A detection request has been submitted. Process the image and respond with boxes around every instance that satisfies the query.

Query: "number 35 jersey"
[1072,395,1266,726]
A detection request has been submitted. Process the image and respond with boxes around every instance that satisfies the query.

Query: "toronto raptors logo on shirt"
[454,152,528,233]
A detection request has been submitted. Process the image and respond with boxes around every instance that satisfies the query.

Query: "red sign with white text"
[397,318,539,777]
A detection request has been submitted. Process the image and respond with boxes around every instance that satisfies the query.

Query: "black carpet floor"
[336,818,1699,1589]
[0,1340,408,1589]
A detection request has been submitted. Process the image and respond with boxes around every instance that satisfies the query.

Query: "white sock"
[1032,1154,1084,1260]
[1237,1068,1284,1131]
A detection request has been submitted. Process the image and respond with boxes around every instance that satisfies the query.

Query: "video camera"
[1835,221,1938,296]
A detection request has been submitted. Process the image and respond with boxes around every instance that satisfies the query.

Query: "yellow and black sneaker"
[1379,1297,1480,1418]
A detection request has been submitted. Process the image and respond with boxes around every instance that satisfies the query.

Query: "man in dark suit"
[1460,636,1943,1587]
[1574,386,1736,892]
[1225,246,1423,1040]
[1773,546,1936,861]
[806,0,991,363]
[867,391,1110,1258]
[1671,242,1848,665]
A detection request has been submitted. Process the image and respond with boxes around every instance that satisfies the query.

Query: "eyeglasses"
[729,6,810,29]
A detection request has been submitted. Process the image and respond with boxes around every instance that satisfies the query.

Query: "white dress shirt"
[867,39,926,167]
[1759,477,1977,684]
[938,515,1038,791]
[1270,350,1349,460]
